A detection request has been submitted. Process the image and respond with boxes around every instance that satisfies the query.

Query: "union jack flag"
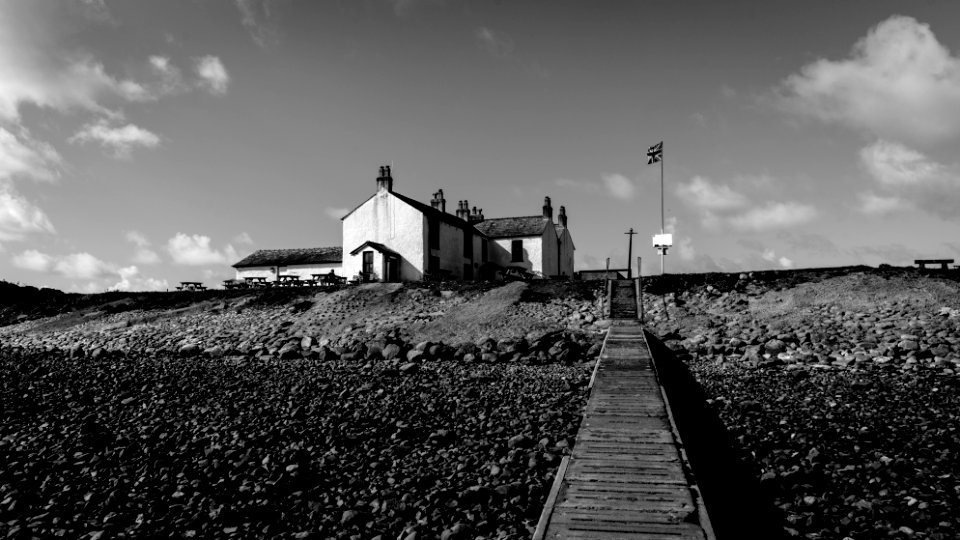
[647,141,662,164]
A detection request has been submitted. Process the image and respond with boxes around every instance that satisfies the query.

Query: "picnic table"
[277,275,304,287]
[177,281,206,291]
[243,277,270,288]
[313,273,346,286]
[915,259,955,270]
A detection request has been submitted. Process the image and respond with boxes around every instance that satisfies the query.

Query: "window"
[511,239,523,262]
[463,263,473,280]
[463,230,473,258]
[481,239,488,262]
[428,217,439,249]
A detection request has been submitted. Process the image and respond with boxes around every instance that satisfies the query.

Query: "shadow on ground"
[645,330,787,540]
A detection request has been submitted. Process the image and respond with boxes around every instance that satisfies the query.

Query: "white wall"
[491,236,543,274]
[429,221,484,279]
[235,263,342,281]
[342,190,425,281]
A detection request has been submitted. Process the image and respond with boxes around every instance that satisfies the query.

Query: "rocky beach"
[2,268,960,539]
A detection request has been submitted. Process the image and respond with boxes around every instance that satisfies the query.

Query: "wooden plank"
[537,308,713,540]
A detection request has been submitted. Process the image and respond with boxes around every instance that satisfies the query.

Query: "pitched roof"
[473,216,550,238]
[233,247,342,268]
[349,241,399,257]
[341,190,487,237]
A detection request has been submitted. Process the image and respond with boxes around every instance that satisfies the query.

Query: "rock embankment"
[642,270,960,539]
[0,281,604,539]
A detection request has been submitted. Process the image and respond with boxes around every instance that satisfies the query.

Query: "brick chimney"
[456,200,471,220]
[468,206,484,223]
[376,165,393,193]
[543,196,553,220]
[431,189,446,212]
[558,205,567,227]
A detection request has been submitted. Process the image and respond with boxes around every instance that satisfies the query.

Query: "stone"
[300,336,315,350]
[406,350,424,362]
[382,344,402,360]
[764,339,786,354]
[179,343,201,357]
[279,343,301,360]
[399,362,419,374]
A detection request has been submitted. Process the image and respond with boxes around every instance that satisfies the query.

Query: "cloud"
[166,233,238,266]
[761,248,793,269]
[856,192,909,215]
[149,55,186,94]
[70,120,161,158]
[324,207,350,220]
[857,140,960,219]
[108,265,169,292]
[476,26,515,57]
[0,183,56,241]
[387,0,444,16]
[54,252,115,279]
[602,174,635,200]
[728,201,818,231]
[859,140,944,186]
[234,0,279,48]
[554,178,601,193]
[12,249,54,272]
[775,15,960,144]
[233,232,254,245]
[720,84,737,99]
[0,127,62,182]
[125,230,161,264]
[676,176,749,211]
[194,56,230,95]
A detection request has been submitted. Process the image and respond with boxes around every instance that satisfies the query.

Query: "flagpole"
[660,142,665,275]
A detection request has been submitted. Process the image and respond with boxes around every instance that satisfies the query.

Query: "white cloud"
[776,15,960,144]
[149,55,185,94]
[324,207,350,220]
[233,232,254,245]
[676,176,748,211]
[12,249,53,272]
[167,233,238,266]
[125,230,161,264]
[108,265,169,292]
[0,128,61,182]
[70,120,160,158]
[856,192,909,215]
[602,174,635,200]
[554,178,601,193]
[195,56,230,95]
[728,201,818,231]
[54,252,114,280]
[78,0,114,24]
[234,0,279,48]
[476,26,515,57]
[761,248,793,269]
[0,183,55,241]
[859,140,944,186]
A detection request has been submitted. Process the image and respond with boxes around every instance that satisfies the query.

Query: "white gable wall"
[558,229,575,277]
[343,191,425,281]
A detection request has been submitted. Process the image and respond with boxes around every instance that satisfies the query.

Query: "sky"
[2,0,960,292]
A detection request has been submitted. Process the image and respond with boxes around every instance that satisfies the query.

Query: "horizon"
[2,1,959,292]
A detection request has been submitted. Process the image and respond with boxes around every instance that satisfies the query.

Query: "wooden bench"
[915,259,955,270]
[179,281,206,291]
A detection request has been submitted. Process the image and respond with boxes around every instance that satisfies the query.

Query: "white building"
[232,166,575,283]
[340,167,574,281]
[232,247,342,282]
[474,197,575,278]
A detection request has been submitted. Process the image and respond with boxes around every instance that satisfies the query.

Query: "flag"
[647,141,662,165]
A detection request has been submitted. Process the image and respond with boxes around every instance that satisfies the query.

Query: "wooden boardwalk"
[534,281,713,539]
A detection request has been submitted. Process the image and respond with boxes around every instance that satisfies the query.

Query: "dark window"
[463,230,473,258]
[481,239,488,262]
[463,263,473,280]
[511,240,523,262]
[428,255,440,275]
[428,217,439,249]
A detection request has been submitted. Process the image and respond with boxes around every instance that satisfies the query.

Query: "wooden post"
[638,256,644,324]
[601,257,610,317]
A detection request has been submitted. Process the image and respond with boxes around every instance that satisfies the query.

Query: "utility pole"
[625,228,636,279]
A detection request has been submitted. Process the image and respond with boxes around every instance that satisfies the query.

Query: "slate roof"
[473,216,550,238]
[341,190,487,236]
[232,247,342,268]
